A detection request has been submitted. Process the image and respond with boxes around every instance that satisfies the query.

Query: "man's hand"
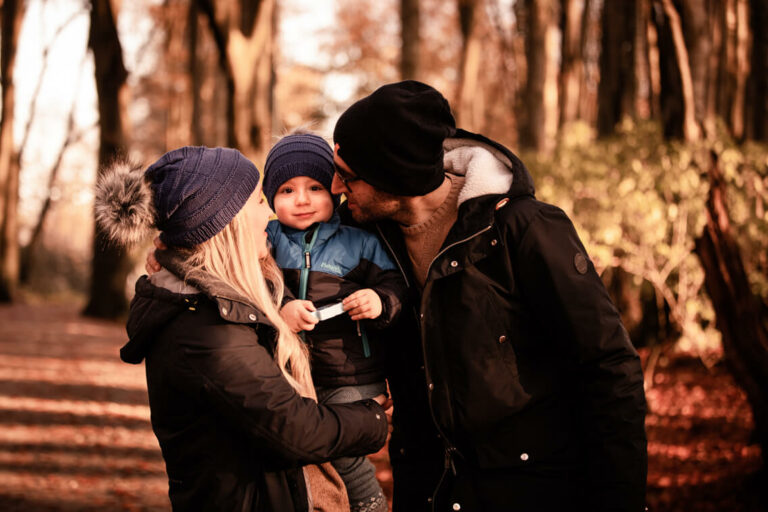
[372,394,394,440]
[280,300,319,333]
[145,236,166,275]
[342,289,382,321]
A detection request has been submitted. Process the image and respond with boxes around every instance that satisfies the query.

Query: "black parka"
[343,130,648,511]
[122,256,388,512]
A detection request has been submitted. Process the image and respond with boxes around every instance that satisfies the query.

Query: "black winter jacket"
[342,130,648,511]
[121,256,388,512]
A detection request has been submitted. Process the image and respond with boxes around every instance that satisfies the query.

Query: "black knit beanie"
[146,146,260,248]
[263,133,339,210]
[333,80,456,196]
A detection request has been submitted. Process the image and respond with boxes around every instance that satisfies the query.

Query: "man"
[331,80,647,511]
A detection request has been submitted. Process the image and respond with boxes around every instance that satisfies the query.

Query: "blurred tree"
[188,0,205,146]
[680,0,710,133]
[17,12,88,284]
[400,0,421,79]
[559,0,586,127]
[655,0,700,141]
[455,0,484,130]
[520,0,559,154]
[597,0,635,136]
[726,0,750,140]
[695,150,768,495]
[84,0,134,319]
[197,0,276,161]
[0,0,26,302]
[747,0,768,141]
[633,0,654,120]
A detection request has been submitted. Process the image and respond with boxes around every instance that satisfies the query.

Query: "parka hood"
[122,249,274,364]
[443,129,535,205]
[123,274,199,364]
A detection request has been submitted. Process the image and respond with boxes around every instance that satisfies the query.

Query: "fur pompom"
[95,157,155,245]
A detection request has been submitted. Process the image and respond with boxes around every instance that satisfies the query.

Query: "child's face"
[273,176,334,230]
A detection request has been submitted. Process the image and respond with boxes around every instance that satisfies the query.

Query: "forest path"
[0,303,761,511]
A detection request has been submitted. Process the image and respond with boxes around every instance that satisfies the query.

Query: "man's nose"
[331,173,346,195]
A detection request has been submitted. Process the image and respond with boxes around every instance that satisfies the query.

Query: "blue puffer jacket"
[268,213,406,387]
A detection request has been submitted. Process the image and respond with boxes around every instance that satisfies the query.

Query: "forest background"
[0,0,767,510]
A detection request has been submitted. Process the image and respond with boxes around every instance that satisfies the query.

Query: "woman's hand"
[280,300,319,333]
[342,289,382,321]
[145,236,166,275]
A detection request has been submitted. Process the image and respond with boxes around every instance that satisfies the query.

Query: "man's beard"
[347,197,401,224]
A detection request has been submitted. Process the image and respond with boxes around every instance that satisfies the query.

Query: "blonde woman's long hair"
[185,203,316,401]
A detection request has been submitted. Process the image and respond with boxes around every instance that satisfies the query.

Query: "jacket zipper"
[423,224,492,511]
[356,321,371,357]
[378,223,492,488]
[298,226,320,301]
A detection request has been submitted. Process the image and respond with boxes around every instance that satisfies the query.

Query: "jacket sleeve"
[359,234,407,329]
[173,319,388,467]
[513,204,648,510]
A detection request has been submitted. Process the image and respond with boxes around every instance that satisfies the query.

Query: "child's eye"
[280,187,293,194]
[310,185,324,191]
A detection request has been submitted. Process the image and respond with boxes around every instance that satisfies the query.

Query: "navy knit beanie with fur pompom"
[95,146,260,248]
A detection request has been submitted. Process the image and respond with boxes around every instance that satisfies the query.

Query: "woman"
[95,146,389,511]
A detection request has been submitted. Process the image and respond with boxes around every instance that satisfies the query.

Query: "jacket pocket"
[469,399,576,470]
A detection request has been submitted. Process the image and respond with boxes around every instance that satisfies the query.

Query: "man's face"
[332,145,402,224]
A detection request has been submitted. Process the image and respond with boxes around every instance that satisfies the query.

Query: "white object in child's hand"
[310,302,346,321]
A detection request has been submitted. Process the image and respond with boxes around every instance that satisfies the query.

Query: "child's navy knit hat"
[263,133,339,210]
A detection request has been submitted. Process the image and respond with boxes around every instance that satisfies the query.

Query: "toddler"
[264,133,406,512]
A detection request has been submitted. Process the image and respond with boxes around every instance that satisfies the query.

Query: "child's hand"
[280,300,319,333]
[343,289,382,321]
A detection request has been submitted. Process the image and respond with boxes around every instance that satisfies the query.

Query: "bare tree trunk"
[705,0,723,135]
[694,151,768,503]
[196,0,237,148]
[731,0,751,140]
[0,0,26,302]
[747,0,768,141]
[634,0,653,119]
[717,0,737,128]
[188,1,205,145]
[658,0,701,142]
[559,0,585,126]
[84,0,134,319]
[198,0,275,160]
[21,52,91,284]
[597,0,635,136]
[456,0,485,131]
[646,4,662,120]
[400,0,420,80]
[577,0,602,124]
[522,0,560,154]
[681,0,710,131]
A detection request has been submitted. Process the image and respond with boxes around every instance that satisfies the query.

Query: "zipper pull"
[304,251,311,269]
[356,320,361,337]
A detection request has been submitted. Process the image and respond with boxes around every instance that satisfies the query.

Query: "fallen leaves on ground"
[0,304,761,510]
